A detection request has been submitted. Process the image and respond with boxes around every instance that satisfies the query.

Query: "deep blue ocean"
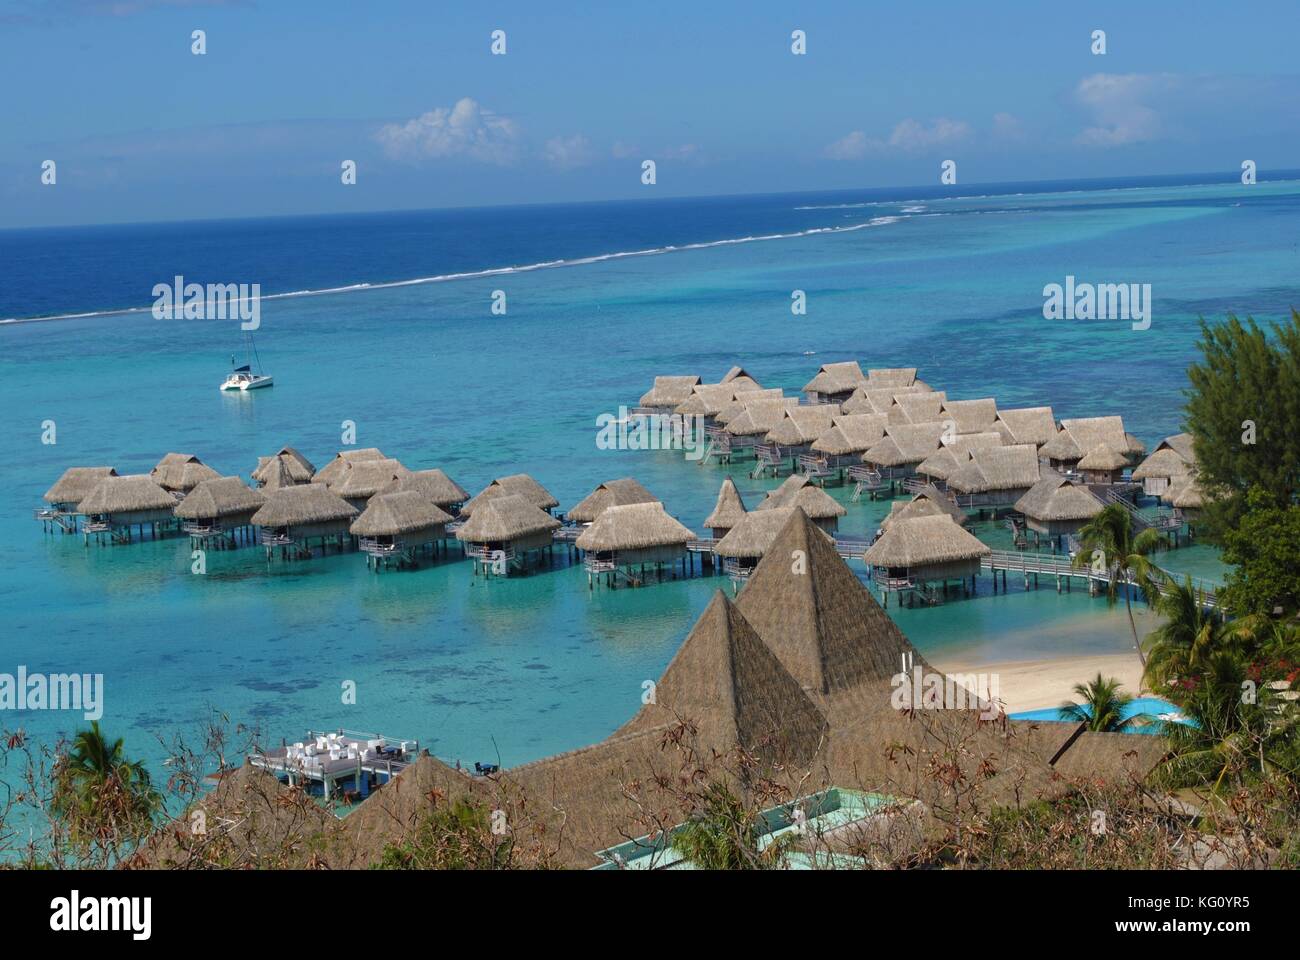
[0,172,1295,795]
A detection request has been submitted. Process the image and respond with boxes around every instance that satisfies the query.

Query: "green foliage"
[1184,310,1300,538]
[1059,674,1143,732]
[1219,489,1300,617]
[375,797,516,870]
[50,721,161,851]
[670,782,793,870]
[1073,503,1165,665]
[1143,576,1230,691]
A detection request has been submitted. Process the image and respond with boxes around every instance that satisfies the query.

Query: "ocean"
[0,172,1294,783]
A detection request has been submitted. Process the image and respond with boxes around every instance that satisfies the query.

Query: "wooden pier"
[981,550,1220,607]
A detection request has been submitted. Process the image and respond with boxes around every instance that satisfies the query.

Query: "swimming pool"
[1009,697,1192,734]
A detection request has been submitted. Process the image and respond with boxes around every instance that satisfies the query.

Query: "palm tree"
[1143,576,1229,690]
[670,783,791,869]
[51,721,161,849]
[1073,503,1166,668]
[1060,673,1141,732]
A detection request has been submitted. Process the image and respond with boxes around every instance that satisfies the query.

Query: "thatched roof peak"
[380,468,470,507]
[314,448,387,487]
[940,397,999,435]
[461,474,559,516]
[151,453,220,493]
[566,477,658,524]
[994,406,1056,447]
[173,476,267,519]
[639,375,701,407]
[882,485,968,529]
[702,476,747,531]
[1014,474,1104,522]
[720,365,761,388]
[802,360,866,395]
[889,392,945,425]
[43,466,117,506]
[351,491,452,537]
[714,387,786,425]
[1076,443,1129,471]
[863,422,946,465]
[865,367,919,387]
[455,494,561,542]
[754,475,846,519]
[252,447,315,485]
[862,514,991,568]
[333,458,411,499]
[811,413,889,455]
[946,444,1040,494]
[79,475,177,515]
[724,397,800,437]
[250,484,358,527]
[765,404,840,445]
[574,502,694,552]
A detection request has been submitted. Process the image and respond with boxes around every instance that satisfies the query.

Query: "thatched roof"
[44,466,117,506]
[259,457,297,491]
[455,493,561,542]
[639,375,701,407]
[724,397,800,436]
[314,448,387,487]
[1076,443,1129,472]
[1132,436,1195,480]
[614,591,829,767]
[80,475,177,515]
[173,476,267,519]
[941,398,999,435]
[715,507,810,558]
[333,458,411,499]
[863,514,990,567]
[350,490,452,537]
[574,502,694,551]
[889,393,946,425]
[754,475,847,520]
[765,404,841,445]
[703,476,747,530]
[252,447,314,484]
[802,360,866,395]
[1159,432,1195,461]
[1124,432,1148,457]
[811,413,889,455]
[994,406,1057,447]
[882,485,968,529]
[917,433,1004,481]
[1014,474,1104,522]
[380,468,470,507]
[461,474,559,516]
[865,367,919,387]
[737,508,924,693]
[566,477,658,523]
[946,444,1040,494]
[673,383,738,417]
[714,387,786,425]
[1168,477,1206,509]
[250,484,359,527]
[1043,416,1135,461]
[719,365,762,388]
[863,422,946,466]
[151,453,220,492]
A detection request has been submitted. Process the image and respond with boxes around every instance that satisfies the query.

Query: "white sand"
[930,653,1146,714]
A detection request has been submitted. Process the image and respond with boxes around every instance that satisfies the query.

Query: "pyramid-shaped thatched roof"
[881,485,968,529]
[252,447,315,485]
[802,360,866,394]
[1076,442,1129,472]
[259,456,297,491]
[250,484,358,527]
[332,458,411,499]
[566,477,658,524]
[702,476,747,531]
[639,375,701,407]
[765,404,841,445]
[724,397,800,437]
[151,453,220,493]
[754,475,846,520]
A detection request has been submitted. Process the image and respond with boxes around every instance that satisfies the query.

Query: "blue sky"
[2,0,1298,227]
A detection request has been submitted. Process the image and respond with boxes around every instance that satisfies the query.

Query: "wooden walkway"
[982,550,1221,608]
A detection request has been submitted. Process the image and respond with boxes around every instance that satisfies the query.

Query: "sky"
[2,0,1299,227]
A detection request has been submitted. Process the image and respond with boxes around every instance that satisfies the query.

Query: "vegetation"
[376,797,524,870]
[50,721,161,856]
[1218,488,1300,618]
[1059,674,1144,732]
[1072,503,1165,667]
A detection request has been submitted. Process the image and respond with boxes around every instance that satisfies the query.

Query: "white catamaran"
[220,334,274,391]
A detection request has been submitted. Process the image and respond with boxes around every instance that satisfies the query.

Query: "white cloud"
[376,98,519,164]
[824,130,868,160]
[610,141,639,159]
[1073,73,1175,146]
[991,112,1024,141]
[543,134,593,170]
[825,118,970,159]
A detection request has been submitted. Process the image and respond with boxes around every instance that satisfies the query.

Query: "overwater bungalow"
[379,468,471,516]
[1165,476,1207,525]
[802,361,867,404]
[702,476,747,539]
[461,474,559,517]
[945,443,1040,510]
[1039,416,1141,472]
[865,367,924,389]
[720,397,801,463]
[313,448,388,488]
[713,387,786,426]
[574,502,695,587]
[455,493,562,575]
[638,375,702,414]
[173,476,267,549]
[1132,433,1196,497]
[861,422,947,481]
[351,491,453,570]
[151,453,220,497]
[252,446,315,487]
[78,474,180,544]
[806,413,889,478]
[1013,474,1105,550]
[38,466,117,532]
[258,457,298,492]
[915,431,1004,487]
[754,475,846,533]
[1074,443,1129,485]
[673,383,740,421]
[993,406,1056,448]
[880,484,969,531]
[940,398,999,435]
[713,507,805,582]
[566,477,658,524]
[719,365,762,391]
[861,514,990,606]
[333,458,412,510]
[250,484,359,559]
[757,404,841,475]
[888,392,946,426]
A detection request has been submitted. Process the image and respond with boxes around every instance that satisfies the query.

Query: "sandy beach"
[932,653,1147,714]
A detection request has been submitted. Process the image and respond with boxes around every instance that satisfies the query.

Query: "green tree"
[1060,674,1144,732]
[1073,503,1165,668]
[1143,576,1230,691]
[51,722,161,851]
[1184,310,1300,538]
[670,782,792,870]
[1219,488,1300,617]
[376,797,518,870]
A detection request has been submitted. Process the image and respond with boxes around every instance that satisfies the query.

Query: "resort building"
[802,360,867,404]
[718,365,762,391]
[993,406,1057,448]
[757,404,841,475]
[38,466,117,533]
[945,444,1041,509]
[702,476,748,539]
[1132,433,1196,497]
[940,397,999,435]
[332,458,412,510]
[350,490,453,570]
[638,375,702,413]
[1013,474,1105,550]
[565,477,658,524]
[251,446,315,487]
[78,474,180,544]
[915,431,1004,487]
[455,493,562,575]
[250,484,359,559]
[313,448,389,488]
[461,474,560,517]
[861,422,947,481]
[150,453,220,497]
[173,476,268,549]
[573,501,695,587]
[379,468,470,516]
[865,366,925,390]
[1074,443,1129,486]
[673,382,741,422]
[753,475,847,533]
[806,413,889,476]
[712,507,807,583]
[713,387,786,427]
[861,514,990,606]
[1039,416,1144,473]
[1165,476,1207,526]
[886,392,947,426]
[880,484,969,531]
